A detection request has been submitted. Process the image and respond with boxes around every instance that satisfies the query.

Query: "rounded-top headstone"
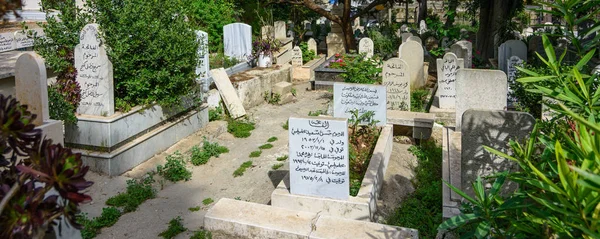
[358,37,374,58]
[15,52,48,126]
[383,58,411,111]
[398,41,425,90]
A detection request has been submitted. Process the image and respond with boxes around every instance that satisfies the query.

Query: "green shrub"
[227,119,255,138]
[48,86,77,124]
[157,152,192,182]
[366,29,399,59]
[209,52,240,69]
[208,105,223,121]
[202,198,214,205]
[267,137,278,142]
[190,139,229,166]
[106,176,156,212]
[299,41,316,64]
[258,144,273,149]
[190,230,212,239]
[249,150,261,158]
[89,0,199,109]
[233,161,253,177]
[159,217,187,239]
[410,89,429,112]
[185,0,240,53]
[271,163,284,170]
[329,54,382,84]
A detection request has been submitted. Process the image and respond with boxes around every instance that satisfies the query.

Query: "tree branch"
[272,0,342,24]
[351,0,391,20]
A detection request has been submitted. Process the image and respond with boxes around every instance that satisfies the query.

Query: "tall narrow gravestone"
[506,56,523,105]
[291,46,303,66]
[223,23,252,61]
[398,40,424,90]
[288,117,349,200]
[455,69,507,130]
[75,24,115,116]
[307,38,317,55]
[15,53,49,126]
[382,58,410,111]
[358,37,374,59]
[195,30,210,93]
[436,53,463,109]
[274,21,287,39]
[333,82,387,126]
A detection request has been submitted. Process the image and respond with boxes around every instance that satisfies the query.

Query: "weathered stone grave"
[506,55,523,106]
[75,23,115,116]
[398,40,424,90]
[407,36,422,45]
[418,20,428,34]
[455,69,507,130]
[291,46,303,66]
[0,32,14,52]
[382,58,410,111]
[498,40,527,73]
[358,37,374,58]
[223,23,252,61]
[261,25,274,40]
[436,53,463,109]
[195,30,210,93]
[274,21,287,39]
[15,52,49,126]
[450,40,472,68]
[211,68,246,119]
[288,117,350,199]
[333,82,387,126]
[541,96,560,121]
[307,38,317,54]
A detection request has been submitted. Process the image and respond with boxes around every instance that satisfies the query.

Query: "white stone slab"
[274,21,286,39]
[74,23,115,116]
[436,53,463,109]
[0,32,15,52]
[398,40,424,90]
[291,46,303,66]
[14,31,34,49]
[288,116,349,200]
[358,37,374,59]
[382,58,410,111]
[455,69,507,130]
[15,52,48,126]
[307,38,317,54]
[195,30,210,92]
[498,40,527,73]
[211,68,246,119]
[333,82,387,126]
[223,23,252,61]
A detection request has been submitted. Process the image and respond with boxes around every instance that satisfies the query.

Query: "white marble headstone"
[436,53,463,109]
[418,20,428,34]
[288,116,349,200]
[451,40,472,69]
[291,46,303,66]
[211,68,246,119]
[455,69,507,130]
[398,40,424,90]
[307,38,317,55]
[0,32,15,52]
[75,23,115,116]
[407,36,422,45]
[15,53,49,126]
[401,33,413,43]
[14,31,34,49]
[333,82,387,126]
[383,58,410,111]
[358,37,374,58]
[195,30,210,93]
[498,40,527,74]
[223,23,252,61]
[274,21,286,39]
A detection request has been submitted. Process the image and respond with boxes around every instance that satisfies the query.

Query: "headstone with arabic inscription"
[195,30,210,93]
[506,55,523,106]
[74,24,115,116]
[382,58,410,111]
[289,117,349,200]
[0,32,14,52]
[333,82,387,126]
[436,53,463,109]
[14,31,34,49]
[358,37,374,58]
[291,46,303,66]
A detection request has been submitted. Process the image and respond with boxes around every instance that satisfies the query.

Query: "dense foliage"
[299,42,316,64]
[0,95,93,238]
[328,54,382,84]
[185,0,240,53]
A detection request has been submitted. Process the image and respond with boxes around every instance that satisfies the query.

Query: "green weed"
[271,163,284,170]
[190,139,229,166]
[188,206,200,212]
[267,137,278,142]
[227,119,255,138]
[190,230,212,239]
[308,110,326,116]
[258,143,273,149]
[276,155,288,161]
[208,105,223,121]
[157,151,192,182]
[106,175,156,212]
[202,198,214,205]
[282,120,289,130]
[158,217,187,239]
[249,150,261,158]
[233,161,253,177]
[77,207,122,239]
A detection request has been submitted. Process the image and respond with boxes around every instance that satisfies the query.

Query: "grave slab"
[333,82,387,126]
[211,68,246,119]
[455,69,507,130]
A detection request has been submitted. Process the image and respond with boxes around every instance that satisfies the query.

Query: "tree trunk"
[445,0,459,28]
[417,0,427,23]
[476,0,512,60]
[342,20,357,52]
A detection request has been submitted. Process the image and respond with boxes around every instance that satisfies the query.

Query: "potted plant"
[249,38,281,67]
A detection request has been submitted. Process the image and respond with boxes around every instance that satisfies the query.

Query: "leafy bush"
[227,119,255,138]
[88,0,199,109]
[249,150,262,158]
[259,143,273,149]
[210,52,240,69]
[0,94,93,238]
[185,0,241,53]
[367,29,399,59]
[157,152,192,182]
[329,54,382,84]
[233,161,253,177]
[299,41,316,64]
[48,85,78,124]
[190,230,212,239]
[159,217,187,239]
[209,105,223,121]
[410,89,429,112]
[190,139,229,166]
[347,110,380,196]
[106,175,156,212]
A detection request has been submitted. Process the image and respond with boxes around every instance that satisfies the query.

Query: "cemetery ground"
[78,82,433,239]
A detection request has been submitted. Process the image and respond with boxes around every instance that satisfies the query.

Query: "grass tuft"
[258,143,273,149]
[202,198,214,205]
[276,155,288,161]
[267,136,278,142]
[271,163,284,170]
[233,161,253,177]
[249,150,262,158]
[158,217,187,239]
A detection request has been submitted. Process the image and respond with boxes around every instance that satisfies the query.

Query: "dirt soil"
[80,82,420,239]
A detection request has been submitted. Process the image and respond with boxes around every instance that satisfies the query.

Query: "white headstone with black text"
[358,37,374,58]
[14,31,34,49]
[333,82,387,126]
[195,30,210,93]
[292,46,303,66]
[289,117,349,200]
[74,24,115,116]
[0,32,14,52]
[436,53,463,109]
[382,58,410,111]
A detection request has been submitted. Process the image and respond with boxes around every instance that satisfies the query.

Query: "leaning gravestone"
[211,68,246,119]
[436,53,463,109]
[195,30,210,93]
[498,40,527,73]
[333,82,387,126]
[307,38,317,54]
[223,23,252,61]
[455,69,507,130]
[358,37,374,58]
[382,58,411,111]
[461,109,535,198]
[0,32,14,52]
[407,36,422,45]
[274,21,287,39]
[75,24,115,116]
[15,53,49,126]
[506,55,523,105]
[288,117,349,200]
[398,40,425,90]
[291,46,303,66]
